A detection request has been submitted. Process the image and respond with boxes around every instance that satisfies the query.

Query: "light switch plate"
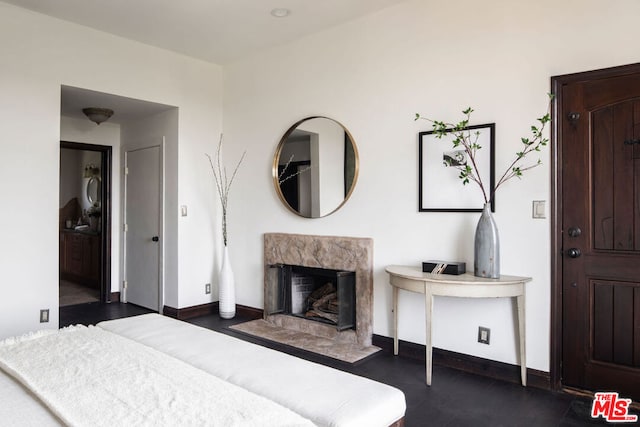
[532,200,546,219]
[180,205,188,217]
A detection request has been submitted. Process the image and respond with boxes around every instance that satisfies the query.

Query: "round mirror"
[86,176,101,205]
[273,116,359,218]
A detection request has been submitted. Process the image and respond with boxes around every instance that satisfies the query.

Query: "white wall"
[0,2,223,339]
[222,0,640,371]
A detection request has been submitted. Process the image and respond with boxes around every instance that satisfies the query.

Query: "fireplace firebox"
[267,264,356,331]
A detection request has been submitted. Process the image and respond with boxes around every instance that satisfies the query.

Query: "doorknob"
[567,248,581,258]
[152,236,159,242]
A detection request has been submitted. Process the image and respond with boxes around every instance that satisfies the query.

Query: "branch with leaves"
[206,134,246,247]
[415,93,554,204]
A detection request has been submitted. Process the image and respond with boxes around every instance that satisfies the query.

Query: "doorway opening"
[59,141,112,306]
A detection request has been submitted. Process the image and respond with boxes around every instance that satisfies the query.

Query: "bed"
[0,314,406,426]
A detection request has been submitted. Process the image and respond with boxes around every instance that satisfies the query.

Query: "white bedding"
[0,367,63,426]
[0,314,405,427]
[0,325,314,427]
[98,314,406,427]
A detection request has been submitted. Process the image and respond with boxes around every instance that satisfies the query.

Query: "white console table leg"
[393,286,399,356]
[425,288,433,386]
[516,293,527,386]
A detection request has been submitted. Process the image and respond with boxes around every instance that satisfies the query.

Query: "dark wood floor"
[60,302,635,426]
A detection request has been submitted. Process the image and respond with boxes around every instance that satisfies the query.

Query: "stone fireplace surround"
[263,232,374,348]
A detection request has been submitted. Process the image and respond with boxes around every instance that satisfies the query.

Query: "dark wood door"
[560,67,640,399]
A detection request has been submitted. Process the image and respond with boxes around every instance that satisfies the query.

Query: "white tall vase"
[218,245,236,319]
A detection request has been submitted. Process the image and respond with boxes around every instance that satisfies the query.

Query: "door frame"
[60,141,113,303]
[122,142,165,311]
[550,62,640,391]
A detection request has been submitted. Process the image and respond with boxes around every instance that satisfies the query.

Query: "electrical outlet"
[205,283,211,294]
[478,326,490,345]
[40,309,49,323]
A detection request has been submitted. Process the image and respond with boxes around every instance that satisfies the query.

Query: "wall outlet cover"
[478,326,490,344]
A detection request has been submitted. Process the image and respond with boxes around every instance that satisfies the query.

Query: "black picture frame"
[418,123,495,212]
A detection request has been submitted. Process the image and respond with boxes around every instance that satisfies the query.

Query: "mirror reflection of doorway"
[59,141,111,307]
[277,134,313,216]
[278,160,311,213]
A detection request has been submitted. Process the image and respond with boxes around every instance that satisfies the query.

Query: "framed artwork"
[419,123,495,212]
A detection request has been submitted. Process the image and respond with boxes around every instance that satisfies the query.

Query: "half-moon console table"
[385,265,531,387]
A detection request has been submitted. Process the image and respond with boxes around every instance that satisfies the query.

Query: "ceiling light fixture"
[82,107,114,125]
[83,163,100,178]
[270,8,291,18]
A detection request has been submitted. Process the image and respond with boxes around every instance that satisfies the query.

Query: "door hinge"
[125,167,129,175]
[122,280,128,289]
[124,223,128,232]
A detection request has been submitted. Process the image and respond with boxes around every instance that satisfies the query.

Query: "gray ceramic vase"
[474,203,500,278]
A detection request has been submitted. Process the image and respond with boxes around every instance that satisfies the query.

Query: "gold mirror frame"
[272,116,359,218]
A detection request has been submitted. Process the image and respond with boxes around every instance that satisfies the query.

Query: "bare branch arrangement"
[206,134,246,246]
[415,93,553,204]
[278,154,312,185]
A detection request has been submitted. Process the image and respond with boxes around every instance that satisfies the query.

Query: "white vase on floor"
[218,246,236,319]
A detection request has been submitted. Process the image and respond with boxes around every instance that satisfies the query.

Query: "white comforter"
[0,325,314,427]
[100,314,406,427]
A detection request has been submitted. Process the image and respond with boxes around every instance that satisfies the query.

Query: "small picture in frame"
[442,150,467,167]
